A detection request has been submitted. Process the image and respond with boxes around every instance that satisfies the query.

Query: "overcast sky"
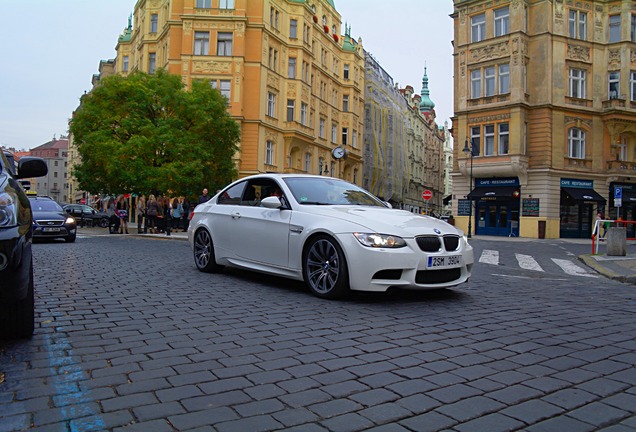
[0,0,454,150]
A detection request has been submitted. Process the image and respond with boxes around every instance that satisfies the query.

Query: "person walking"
[198,188,211,204]
[136,196,146,234]
[116,195,129,234]
[182,199,191,232]
[145,194,159,234]
[171,197,182,230]
[107,197,119,234]
[163,196,172,236]
[156,195,165,233]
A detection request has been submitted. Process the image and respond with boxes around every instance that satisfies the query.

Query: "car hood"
[299,206,462,237]
[32,211,68,221]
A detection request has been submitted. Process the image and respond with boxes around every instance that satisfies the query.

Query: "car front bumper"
[0,226,32,302]
[33,225,76,239]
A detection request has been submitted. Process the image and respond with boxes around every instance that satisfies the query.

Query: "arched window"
[568,128,586,159]
[322,15,327,26]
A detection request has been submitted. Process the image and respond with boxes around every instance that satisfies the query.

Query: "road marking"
[516,253,544,272]
[552,258,598,278]
[491,273,568,281]
[479,249,499,265]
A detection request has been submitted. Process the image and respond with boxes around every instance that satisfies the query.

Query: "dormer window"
[322,15,327,26]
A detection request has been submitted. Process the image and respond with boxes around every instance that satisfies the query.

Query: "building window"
[322,15,327,26]
[194,31,210,55]
[609,14,621,43]
[302,61,309,82]
[123,55,129,72]
[148,53,156,74]
[631,15,636,42]
[471,126,481,156]
[151,14,158,33]
[267,92,276,117]
[484,66,496,97]
[568,128,586,159]
[471,13,486,42]
[286,99,295,122]
[344,64,350,80]
[332,124,337,143]
[353,168,358,183]
[352,129,357,148]
[196,0,211,8]
[265,140,274,165]
[290,19,298,38]
[288,58,296,79]
[498,123,509,155]
[319,118,325,138]
[342,127,348,146]
[617,137,627,161]
[494,6,509,37]
[343,95,349,112]
[301,103,308,125]
[569,10,587,40]
[219,80,231,100]
[471,69,481,98]
[484,125,495,156]
[499,64,510,94]
[268,48,278,71]
[569,68,586,98]
[630,71,636,101]
[304,153,311,172]
[217,32,233,56]
[219,0,234,9]
[609,71,620,99]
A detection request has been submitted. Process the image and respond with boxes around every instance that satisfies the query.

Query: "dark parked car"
[29,196,77,243]
[63,203,110,228]
[0,151,48,339]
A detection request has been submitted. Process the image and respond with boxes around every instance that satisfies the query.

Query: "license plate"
[427,255,462,268]
[43,227,61,232]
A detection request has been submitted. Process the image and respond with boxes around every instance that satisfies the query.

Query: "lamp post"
[462,139,473,238]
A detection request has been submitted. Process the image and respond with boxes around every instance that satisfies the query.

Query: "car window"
[217,181,245,205]
[284,177,386,207]
[30,199,63,212]
[241,179,282,206]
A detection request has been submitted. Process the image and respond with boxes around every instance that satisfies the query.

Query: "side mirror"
[261,196,283,209]
[17,157,48,179]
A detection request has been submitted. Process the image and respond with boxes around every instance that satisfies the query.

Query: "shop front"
[559,178,605,238]
[469,178,520,237]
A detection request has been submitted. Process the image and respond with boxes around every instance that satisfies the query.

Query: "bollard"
[606,227,627,256]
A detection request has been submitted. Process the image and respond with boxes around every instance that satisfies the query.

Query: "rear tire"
[303,235,349,299]
[194,228,223,273]
[0,265,34,339]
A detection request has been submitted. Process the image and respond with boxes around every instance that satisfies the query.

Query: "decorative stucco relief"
[302,86,309,100]
[192,60,231,73]
[235,22,245,37]
[468,113,511,124]
[267,73,279,89]
[565,116,592,128]
[555,0,564,24]
[469,41,509,63]
[567,44,591,62]
[631,48,636,64]
[608,49,621,70]
[183,21,192,35]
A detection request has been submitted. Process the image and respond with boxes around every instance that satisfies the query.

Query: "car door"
[210,181,246,260]
[232,179,292,268]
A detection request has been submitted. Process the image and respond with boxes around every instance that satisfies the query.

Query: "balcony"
[602,97,627,111]
[565,157,592,170]
[606,160,636,174]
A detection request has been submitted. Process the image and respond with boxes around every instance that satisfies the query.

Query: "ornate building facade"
[452,0,636,238]
[104,0,365,184]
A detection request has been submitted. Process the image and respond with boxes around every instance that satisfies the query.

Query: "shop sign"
[475,178,519,187]
[457,199,471,216]
[560,178,593,188]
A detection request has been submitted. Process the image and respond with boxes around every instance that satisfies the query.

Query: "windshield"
[30,199,63,212]
[284,177,387,207]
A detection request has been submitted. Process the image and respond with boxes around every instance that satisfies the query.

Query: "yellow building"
[452,0,636,239]
[109,0,364,183]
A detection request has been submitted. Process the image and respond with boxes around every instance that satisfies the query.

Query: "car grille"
[416,235,461,252]
[35,220,64,226]
[415,268,462,284]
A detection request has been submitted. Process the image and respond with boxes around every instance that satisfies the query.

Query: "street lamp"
[462,139,473,238]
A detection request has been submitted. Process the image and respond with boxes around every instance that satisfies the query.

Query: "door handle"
[231,212,241,219]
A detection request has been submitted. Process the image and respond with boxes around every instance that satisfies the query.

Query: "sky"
[0,0,454,151]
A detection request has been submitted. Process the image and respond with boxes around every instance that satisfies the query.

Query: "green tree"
[69,70,240,197]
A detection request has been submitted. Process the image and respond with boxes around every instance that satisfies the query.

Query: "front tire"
[194,228,223,273]
[0,265,35,339]
[303,235,349,299]
[99,218,109,228]
[66,233,76,243]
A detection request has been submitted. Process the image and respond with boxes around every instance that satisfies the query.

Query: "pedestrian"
[156,195,165,233]
[145,194,159,234]
[137,195,146,234]
[163,196,172,236]
[198,188,211,204]
[182,199,191,232]
[171,197,182,230]
[116,195,129,234]
[107,197,119,234]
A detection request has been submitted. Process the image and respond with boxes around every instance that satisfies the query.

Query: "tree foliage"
[69,70,240,198]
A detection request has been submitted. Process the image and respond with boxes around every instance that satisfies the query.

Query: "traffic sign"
[615,187,622,199]
[422,190,433,201]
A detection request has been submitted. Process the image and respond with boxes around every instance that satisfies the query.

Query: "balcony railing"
[607,160,636,173]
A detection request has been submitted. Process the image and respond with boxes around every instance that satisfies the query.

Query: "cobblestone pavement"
[0,234,635,431]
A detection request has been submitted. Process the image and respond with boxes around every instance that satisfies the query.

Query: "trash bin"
[607,226,627,256]
[538,220,546,239]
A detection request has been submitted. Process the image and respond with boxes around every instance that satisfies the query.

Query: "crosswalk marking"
[515,253,543,272]
[552,258,598,278]
[479,249,499,265]
[479,249,598,278]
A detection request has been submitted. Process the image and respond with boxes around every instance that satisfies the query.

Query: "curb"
[578,254,636,284]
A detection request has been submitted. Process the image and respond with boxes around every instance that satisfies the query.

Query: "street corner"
[578,254,636,284]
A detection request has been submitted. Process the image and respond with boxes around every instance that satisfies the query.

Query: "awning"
[561,187,606,203]
[468,186,518,200]
[443,195,452,205]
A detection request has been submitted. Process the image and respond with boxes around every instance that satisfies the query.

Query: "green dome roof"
[419,66,435,112]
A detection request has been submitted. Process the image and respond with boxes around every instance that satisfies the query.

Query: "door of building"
[476,201,519,236]
[560,203,593,238]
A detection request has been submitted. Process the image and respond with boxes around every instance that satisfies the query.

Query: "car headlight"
[65,217,76,225]
[0,192,18,227]
[353,232,406,248]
